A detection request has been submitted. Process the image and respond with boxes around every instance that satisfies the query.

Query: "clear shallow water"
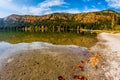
[0,41,89,79]
[0,41,88,61]
[0,31,96,68]
[0,31,97,79]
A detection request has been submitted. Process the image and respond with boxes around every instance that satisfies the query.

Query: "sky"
[0,0,120,18]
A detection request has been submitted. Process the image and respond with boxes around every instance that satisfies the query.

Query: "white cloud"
[44,9,80,14]
[83,6,100,12]
[65,9,81,13]
[0,0,21,13]
[0,0,67,16]
[0,0,11,7]
[39,0,66,8]
[0,0,80,17]
[26,0,81,15]
[97,2,101,4]
[83,0,90,2]
[105,0,120,8]
[28,0,66,15]
[7,0,12,2]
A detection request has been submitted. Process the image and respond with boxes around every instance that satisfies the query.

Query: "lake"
[0,31,97,48]
[0,30,98,80]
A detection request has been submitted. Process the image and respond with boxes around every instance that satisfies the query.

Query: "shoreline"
[0,32,120,80]
[90,32,120,80]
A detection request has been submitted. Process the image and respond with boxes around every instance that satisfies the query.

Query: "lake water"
[0,31,97,48]
[0,31,97,79]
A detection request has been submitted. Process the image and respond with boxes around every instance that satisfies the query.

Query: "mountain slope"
[0,10,120,30]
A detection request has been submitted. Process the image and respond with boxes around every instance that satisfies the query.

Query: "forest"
[0,10,120,32]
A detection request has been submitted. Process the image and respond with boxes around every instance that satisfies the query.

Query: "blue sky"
[0,0,120,18]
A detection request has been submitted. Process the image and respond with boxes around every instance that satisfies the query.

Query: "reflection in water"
[0,30,97,48]
[0,29,97,79]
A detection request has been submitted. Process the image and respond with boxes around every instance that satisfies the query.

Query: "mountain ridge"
[3,10,119,23]
[0,10,120,30]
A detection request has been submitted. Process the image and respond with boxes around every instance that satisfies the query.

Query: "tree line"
[0,20,114,32]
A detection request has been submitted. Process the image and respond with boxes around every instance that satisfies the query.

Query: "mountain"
[3,13,74,23]
[0,18,3,22]
[0,10,120,31]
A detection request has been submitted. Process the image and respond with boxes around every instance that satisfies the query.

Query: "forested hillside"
[0,10,120,31]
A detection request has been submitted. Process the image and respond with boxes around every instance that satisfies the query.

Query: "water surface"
[0,31,97,48]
